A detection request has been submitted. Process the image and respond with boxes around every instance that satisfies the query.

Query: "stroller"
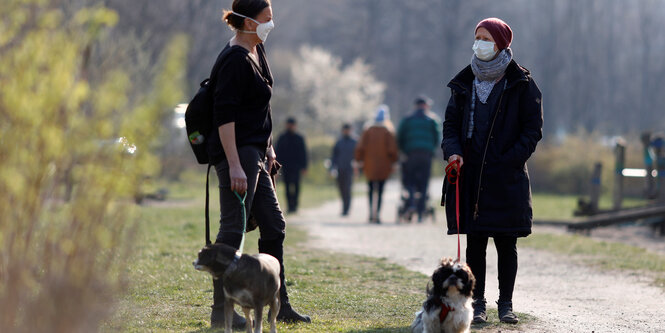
[396,163,436,224]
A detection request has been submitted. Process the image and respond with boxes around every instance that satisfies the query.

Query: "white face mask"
[472,40,497,61]
[232,12,274,42]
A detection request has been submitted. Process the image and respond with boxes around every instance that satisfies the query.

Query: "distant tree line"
[103,0,665,138]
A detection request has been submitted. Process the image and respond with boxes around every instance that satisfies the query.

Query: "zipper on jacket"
[473,83,506,221]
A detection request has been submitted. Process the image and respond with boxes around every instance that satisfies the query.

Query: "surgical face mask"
[472,40,497,61]
[232,11,274,42]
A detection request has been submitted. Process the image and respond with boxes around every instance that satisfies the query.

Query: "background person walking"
[396,95,441,222]
[329,123,358,216]
[275,117,308,213]
[441,18,543,324]
[355,106,398,224]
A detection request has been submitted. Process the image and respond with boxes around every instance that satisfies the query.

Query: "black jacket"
[207,43,274,165]
[442,60,543,237]
[275,131,307,175]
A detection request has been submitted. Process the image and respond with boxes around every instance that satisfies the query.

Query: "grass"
[109,170,665,331]
[103,175,535,332]
[528,192,665,290]
[532,192,649,220]
[102,204,427,332]
[156,167,341,209]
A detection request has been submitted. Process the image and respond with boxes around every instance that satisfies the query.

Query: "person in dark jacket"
[207,0,310,327]
[397,96,442,222]
[330,123,358,216]
[275,117,308,213]
[441,18,543,325]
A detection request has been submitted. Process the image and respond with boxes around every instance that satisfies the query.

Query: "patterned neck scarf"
[471,48,512,103]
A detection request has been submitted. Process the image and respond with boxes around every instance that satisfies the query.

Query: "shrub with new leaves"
[289,45,385,134]
[0,2,186,332]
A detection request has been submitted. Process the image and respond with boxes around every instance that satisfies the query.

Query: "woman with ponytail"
[206,0,310,328]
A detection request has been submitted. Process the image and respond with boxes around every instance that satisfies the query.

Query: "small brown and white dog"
[411,258,475,333]
[193,243,281,333]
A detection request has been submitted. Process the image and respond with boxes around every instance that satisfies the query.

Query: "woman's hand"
[218,122,247,194]
[229,163,247,194]
[266,146,277,174]
[448,154,464,170]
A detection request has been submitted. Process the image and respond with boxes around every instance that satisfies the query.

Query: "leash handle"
[445,160,462,262]
[233,190,247,255]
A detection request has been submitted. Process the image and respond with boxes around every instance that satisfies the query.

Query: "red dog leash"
[445,160,461,262]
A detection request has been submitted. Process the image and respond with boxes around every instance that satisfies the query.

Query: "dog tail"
[410,309,424,333]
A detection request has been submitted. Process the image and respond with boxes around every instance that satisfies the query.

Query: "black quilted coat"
[442,60,543,237]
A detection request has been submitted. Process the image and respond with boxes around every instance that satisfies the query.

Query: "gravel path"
[288,179,665,332]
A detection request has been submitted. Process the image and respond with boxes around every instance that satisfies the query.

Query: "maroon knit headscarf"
[475,18,513,50]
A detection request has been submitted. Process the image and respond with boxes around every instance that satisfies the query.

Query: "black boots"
[210,278,247,329]
[471,299,519,324]
[497,300,519,324]
[472,298,487,324]
[259,238,312,323]
[274,279,312,323]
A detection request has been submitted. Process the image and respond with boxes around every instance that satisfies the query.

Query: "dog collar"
[222,252,242,280]
[438,299,455,322]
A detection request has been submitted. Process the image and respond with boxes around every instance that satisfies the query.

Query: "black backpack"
[184,47,261,245]
[185,78,214,164]
[184,47,234,165]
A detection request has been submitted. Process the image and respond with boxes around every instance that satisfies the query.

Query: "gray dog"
[194,243,281,333]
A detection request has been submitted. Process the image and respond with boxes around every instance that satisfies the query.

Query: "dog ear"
[425,280,433,296]
[431,267,446,296]
[460,263,476,296]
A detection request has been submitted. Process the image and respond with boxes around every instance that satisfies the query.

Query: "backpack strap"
[208,45,240,89]
[205,164,212,245]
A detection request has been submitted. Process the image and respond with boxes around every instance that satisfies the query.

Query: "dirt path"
[288,179,665,332]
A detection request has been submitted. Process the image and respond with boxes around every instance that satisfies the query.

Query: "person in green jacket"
[396,96,442,222]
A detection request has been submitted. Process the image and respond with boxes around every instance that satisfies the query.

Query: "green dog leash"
[233,190,247,255]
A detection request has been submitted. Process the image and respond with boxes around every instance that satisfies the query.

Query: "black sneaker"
[472,298,487,324]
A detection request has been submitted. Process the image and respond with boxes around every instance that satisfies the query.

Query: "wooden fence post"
[589,162,602,213]
[613,141,625,210]
[654,137,665,204]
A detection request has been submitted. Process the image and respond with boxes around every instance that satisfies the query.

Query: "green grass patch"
[532,192,648,220]
[104,195,535,332]
[103,202,427,332]
[152,167,341,210]
[521,233,665,289]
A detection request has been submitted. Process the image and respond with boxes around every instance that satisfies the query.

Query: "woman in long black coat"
[442,18,543,324]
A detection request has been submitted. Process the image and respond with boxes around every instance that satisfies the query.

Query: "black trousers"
[212,145,290,311]
[368,180,386,219]
[402,150,433,217]
[466,235,518,303]
[337,169,353,215]
[282,170,301,213]
[214,145,286,246]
